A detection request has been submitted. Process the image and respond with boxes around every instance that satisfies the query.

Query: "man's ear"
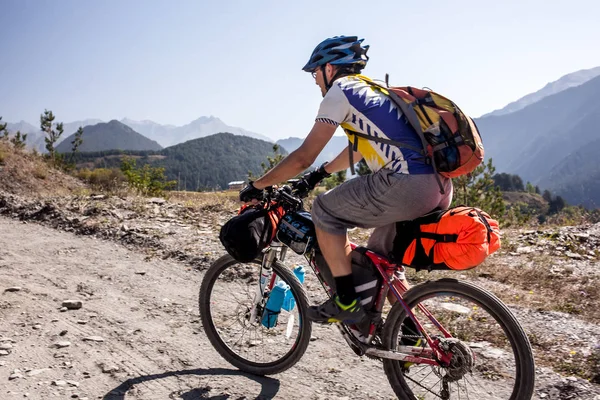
[325,63,336,79]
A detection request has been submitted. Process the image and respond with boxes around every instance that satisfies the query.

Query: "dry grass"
[169,190,240,213]
[32,165,47,180]
[169,188,321,214]
[0,141,84,197]
[462,254,600,322]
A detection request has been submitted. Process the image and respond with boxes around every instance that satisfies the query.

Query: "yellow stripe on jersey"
[341,122,386,167]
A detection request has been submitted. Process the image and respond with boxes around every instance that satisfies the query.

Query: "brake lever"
[279,189,302,209]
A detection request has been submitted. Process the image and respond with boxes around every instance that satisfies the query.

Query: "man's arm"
[323,144,363,174]
[253,121,337,189]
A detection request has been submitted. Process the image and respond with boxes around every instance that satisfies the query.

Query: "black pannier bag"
[276,211,317,255]
[219,205,284,263]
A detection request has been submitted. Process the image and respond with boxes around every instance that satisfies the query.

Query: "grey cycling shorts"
[311,168,453,256]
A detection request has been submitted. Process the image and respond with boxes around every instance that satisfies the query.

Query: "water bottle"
[261,281,289,328]
[282,265,305,311]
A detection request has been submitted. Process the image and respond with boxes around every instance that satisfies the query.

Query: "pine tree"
[542,190,553,203]
[40,109,64,163]
[0,116,8,139]
[10,131,28,149]
[0,117,27,148]
[451,158,505,218]
[262,144,285,174]
[69,126,83,168]
[71,126,84,153]
[525,182,535,194]
[248,144,285,180]
[548,195,566,214]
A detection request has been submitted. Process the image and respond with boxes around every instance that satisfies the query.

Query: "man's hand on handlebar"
[239,181,265,203]
[294,163,331,198]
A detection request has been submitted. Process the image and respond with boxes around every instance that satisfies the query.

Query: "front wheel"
[199,254,312,375]
[382,278,535,400]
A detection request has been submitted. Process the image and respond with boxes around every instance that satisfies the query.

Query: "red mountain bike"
[199,184,535,400]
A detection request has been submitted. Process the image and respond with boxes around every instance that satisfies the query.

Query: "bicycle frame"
[256,241,455,367]
[350,243,453,366]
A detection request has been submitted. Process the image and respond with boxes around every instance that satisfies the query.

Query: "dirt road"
[0,217,400,399]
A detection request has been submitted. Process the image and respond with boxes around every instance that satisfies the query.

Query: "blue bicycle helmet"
[302,36,369,72]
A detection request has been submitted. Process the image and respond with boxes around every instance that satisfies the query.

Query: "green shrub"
[452,158,505,219]
[76,168,126,192]
[120,158,175,196]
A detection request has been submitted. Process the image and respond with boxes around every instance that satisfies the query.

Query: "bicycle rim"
[383,279,534,400]
[199,255,311,375]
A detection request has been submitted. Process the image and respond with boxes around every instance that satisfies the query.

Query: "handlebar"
[263,179,307,211]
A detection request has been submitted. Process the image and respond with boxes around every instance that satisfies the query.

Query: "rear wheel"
[199,254,312,375]
[382,278,535,400]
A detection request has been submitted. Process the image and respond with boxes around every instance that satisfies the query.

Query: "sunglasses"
[311,70,318,79]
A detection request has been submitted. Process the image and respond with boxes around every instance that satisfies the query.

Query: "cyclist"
[239,35,453,324]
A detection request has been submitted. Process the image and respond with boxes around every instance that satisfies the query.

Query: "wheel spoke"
[383,280,534,400]
[199,256,311,372]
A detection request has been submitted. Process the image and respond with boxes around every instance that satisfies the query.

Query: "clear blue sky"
[1,0,599,140]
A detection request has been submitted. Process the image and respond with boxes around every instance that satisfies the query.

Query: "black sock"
[334,274,356,305]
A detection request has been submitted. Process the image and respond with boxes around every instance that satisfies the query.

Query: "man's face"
[312,65,333,97]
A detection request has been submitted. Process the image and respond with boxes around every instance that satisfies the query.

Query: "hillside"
[158,132,284,190]
[475,74,600,207]
[539,138,600,208]
[56,120,163,153]
[74,132,286,190]
[0,140,83,197]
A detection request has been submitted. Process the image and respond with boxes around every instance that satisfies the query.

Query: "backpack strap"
[348,77,446,194]
[348,129,426,154]
[417,232,458,242]
[474,208,493,243]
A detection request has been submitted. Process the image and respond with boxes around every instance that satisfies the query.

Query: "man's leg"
[308,170,451,324]
[314,228,352,276]
[307,227,365,323]
[314,227,357,305]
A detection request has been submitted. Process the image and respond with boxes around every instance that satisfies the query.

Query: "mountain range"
[5,116,270,152]
[475,73,600,208]
[121,116,271,147]
[481,66,600,117]
[4,65,600,207]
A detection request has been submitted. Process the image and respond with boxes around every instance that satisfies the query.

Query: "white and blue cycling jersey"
[316,74,433,175]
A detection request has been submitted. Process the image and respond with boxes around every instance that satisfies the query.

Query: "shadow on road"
[102,367,280,400]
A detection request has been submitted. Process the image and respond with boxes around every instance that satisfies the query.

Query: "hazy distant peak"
[121,118,157,125]
[190,116,220,124]
[482,66,600,117]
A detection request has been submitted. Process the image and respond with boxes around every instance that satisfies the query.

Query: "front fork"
[248,247,287,324]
